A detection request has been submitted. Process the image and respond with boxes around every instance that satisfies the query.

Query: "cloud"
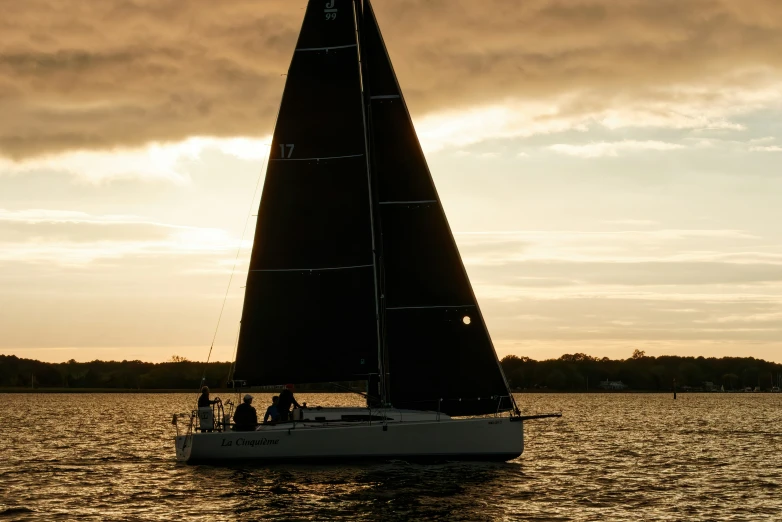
[0,208,244,263]
[414,100,589,152]
[2,0,782,158]
[0,136,270,183]
[0,207,252,372]
[453,227,782,311]
[491,260,782,287]
[0,208,250,357]
[548,140,685,157]
[483,294,782,362]
[603,220,658,226]
[750,145,782,152]
[695,312,782,324]
[510,277,578,288]
[455,229,767,267]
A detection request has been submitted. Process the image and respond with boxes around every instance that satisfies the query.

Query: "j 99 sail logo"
[324,0,337,20]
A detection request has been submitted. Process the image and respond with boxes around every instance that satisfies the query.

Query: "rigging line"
[227,321,242,384]
[198,142,271,389]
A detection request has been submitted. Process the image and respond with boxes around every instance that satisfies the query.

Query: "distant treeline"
[1,350,780,391]
[500,350,782,391]
[0,355,232,390]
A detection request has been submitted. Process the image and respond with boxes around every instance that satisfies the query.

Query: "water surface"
[1,393,780,521]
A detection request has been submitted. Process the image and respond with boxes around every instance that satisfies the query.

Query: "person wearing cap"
[197,386,220,408]
[277,384,301,422]
[233,394,258,431]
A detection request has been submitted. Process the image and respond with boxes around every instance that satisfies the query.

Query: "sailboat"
[173,0,559,464]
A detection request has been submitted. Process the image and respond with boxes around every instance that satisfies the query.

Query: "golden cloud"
[1,0,782,159]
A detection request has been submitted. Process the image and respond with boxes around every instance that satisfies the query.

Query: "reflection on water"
[2,393,780,521]
[218,461,518,520]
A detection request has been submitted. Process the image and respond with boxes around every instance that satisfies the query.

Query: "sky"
[1,0,781,363]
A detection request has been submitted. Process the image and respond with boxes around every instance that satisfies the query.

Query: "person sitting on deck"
[277,384,301,422]
[264,396,280,425]
[233,394,258,431]
[198,386,220,408]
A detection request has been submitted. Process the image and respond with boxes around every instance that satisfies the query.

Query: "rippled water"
[1,393,780,521]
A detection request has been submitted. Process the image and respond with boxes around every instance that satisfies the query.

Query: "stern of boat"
[510,416,524,457]
[171,411,196,463]
[175,435,192,462]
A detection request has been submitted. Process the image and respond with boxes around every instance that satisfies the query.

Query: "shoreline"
[0,387,364,394]
[2,388,778,394]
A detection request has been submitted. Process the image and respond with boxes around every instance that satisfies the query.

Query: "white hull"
[175,412,524,464]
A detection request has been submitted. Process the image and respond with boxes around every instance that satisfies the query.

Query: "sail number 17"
[279,143,295,158]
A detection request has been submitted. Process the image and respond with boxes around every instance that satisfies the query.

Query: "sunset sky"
[1,0,781,363]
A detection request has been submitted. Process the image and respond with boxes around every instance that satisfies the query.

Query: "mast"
[354,0,388,407]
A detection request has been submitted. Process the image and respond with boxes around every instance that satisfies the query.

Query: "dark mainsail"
[234,0,514,416]
[362,0,513,416]
[234,0,378,385]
